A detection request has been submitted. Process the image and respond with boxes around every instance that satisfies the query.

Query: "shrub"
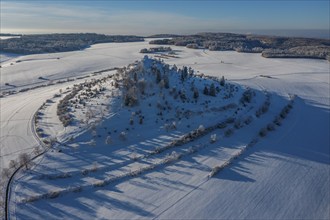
[203,86,209,95]
[273,116,282,126]
[244,116,253,125]
[210,134,217,143]
[234,120,242,129]
[81,169,89,176]
[267,123,275,131]
[259,128,268,137]
[164,151,181,164]
[188,146,197,154]
[197,125,205,134]
[47,190,61,199]
[89,139,96,146]
[93,180,106,187]
[240,89,254,104]
[105,135,112,145]
[153,146,162,154]
[9,159,18,169]
[91,162,98,172]
[224,128,233,137]
[119,132,127,141]
[193,88,199,99]
[68,185,82,193]
[137,79,147,94]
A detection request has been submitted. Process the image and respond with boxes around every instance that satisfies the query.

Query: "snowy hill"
[1,40,329,219]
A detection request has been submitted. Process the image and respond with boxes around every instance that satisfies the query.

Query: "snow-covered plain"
[1,39,329,219]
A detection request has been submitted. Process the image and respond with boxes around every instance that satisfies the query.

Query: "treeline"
[0,33,22,36]
[149,32,330,61]
[140,46,172,53]
[261,46,330,60]
[0,33,144,54]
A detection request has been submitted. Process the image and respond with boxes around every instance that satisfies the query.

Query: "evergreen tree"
[209,83,216,96]
[220,76,225,86]
[193,88,199,99]
[156,70,161,84]
[164,74,170,89]
[203,86,209,95]
[181,66,188,82]
[133,72,138,82]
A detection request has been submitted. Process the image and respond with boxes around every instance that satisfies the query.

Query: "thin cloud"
[0,1,241,35]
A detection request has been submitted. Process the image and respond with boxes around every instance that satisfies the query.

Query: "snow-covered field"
[1,39,329,219]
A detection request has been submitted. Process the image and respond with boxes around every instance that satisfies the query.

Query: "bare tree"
[33,146,42,155]
[19,153,30,170]
[9,159,18,169]
[1,168,11,179]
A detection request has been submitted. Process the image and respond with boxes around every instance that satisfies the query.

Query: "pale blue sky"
[1,0,329,37]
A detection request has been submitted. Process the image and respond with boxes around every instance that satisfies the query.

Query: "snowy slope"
[2,41,329,220]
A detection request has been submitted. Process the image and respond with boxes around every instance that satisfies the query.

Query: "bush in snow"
[203,86,209,95]
[188,146,197,154]
[209,83,216,97]
[208,166,222,178]
[273,116,282,126]
[69,185,82,193]
[137,79,147,94]
[91,162,99,172]
[119,132,127,141]
[9,159,18,169]
[224,128,233,137]
[267,123,275,131]
[89,139,96,146]
[81,169,89,176]
[240,89,254,104]
[197,125,205,134]
[210,134,217,143]
[244,116,253,125]
[164,151,182,164]
[124,87,138,106]
[47,190,61,199]
[153,146,162,154]
[105,135,112,145]
[193,88,199,100]
[165,121,177,131]
[234,119,242,129]
[93,180,106,187]
[256,98,270,117]
[259,127,268,137]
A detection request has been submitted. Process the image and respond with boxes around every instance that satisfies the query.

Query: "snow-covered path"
[0,88,52,169]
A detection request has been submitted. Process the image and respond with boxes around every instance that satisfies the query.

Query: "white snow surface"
[1,40,329,219]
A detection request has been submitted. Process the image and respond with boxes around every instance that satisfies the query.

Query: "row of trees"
[1,148,41,180]
[149,33,330,61]
[1,33,144,54]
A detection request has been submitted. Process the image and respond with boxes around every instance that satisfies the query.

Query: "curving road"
[0,86,61,170]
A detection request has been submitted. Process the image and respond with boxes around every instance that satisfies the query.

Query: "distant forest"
[0,33,144,54]
[1,32,329,61]
[149,33,330,61]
